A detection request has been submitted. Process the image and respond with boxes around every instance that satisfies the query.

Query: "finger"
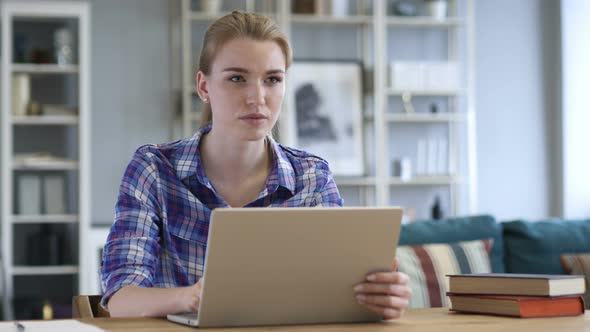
[358,301,402,320]
[354,283,412,298]
[195,278,204,292]
[366,271,409,285]
[185,288,201,312]
[356,294,409,310]
[392,257,399,271]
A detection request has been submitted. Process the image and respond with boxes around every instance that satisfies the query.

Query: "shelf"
[12,214,78,224]
[13,160,79,170]
[189,11,275,21]
[12,63,79,74]
[290,14,372,25]
[387,88,462,96]
[388,176,457,186]
[12,115,79,125]
[334,177,376,186]
[386,16,464,27]
[384,113,465,123]
[12,265,79,276]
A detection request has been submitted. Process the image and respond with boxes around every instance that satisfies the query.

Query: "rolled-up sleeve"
[100,151,163,306]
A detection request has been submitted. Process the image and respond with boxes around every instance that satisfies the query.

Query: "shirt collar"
[266,136,296,195]
[174,124,210,182]
[174,125,296,195]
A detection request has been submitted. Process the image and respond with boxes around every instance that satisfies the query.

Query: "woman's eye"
[266,76,282,84]
[230,76,245,82]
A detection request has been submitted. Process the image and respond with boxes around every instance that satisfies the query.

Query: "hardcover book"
[447,273,586,297]
[448,294,585,318]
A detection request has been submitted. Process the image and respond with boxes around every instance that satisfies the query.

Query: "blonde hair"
[198,11,292,126]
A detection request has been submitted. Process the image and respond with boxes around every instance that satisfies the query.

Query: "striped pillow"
[396,239,493,308]
[560,253,590,309]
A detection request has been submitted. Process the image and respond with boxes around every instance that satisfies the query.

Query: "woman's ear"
[196,71,209,101]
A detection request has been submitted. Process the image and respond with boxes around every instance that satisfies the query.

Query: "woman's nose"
[246,82,266,106]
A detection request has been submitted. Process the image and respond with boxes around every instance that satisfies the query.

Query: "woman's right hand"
[109,279,204,317]
[179,278,204,312]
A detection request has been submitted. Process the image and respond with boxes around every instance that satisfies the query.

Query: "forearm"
[107,285,193,317]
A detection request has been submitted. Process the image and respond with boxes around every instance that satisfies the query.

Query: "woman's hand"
[179,278,204,312]
[353,258,411,320]
[108,278,204,317]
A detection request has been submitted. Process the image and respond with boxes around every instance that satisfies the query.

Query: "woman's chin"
[239,128,271,142]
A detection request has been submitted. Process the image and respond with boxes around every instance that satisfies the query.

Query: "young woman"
[101,11,411,319]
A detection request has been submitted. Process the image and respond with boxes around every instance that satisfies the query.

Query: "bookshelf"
[1,1,90,320]
[177,0,476,218]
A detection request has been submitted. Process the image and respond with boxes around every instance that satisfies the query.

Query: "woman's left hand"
[353,257,411,320]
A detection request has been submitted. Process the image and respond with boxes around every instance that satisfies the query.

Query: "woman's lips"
[240,113,268,119]
[239,113,268,125]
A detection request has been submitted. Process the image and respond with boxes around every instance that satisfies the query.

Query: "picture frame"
[288,60,365,176]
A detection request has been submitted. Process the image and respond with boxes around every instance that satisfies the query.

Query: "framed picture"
[288,60,364,176]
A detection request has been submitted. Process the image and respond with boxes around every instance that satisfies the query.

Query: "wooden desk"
[82,308,590,332]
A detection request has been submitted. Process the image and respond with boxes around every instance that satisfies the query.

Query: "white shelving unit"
[178,0,476,216]
[386,89,463,96]
[386,16,464,26]
[290,14,372,24]
[1,1,90,320]
[375,0,476,215]
[12,63,79,74]
[12,265,79,276]
[12,214,79,224]
[365,113,465,123]
[12,115,80,125]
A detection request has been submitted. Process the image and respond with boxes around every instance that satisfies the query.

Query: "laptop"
[167,207,403,328]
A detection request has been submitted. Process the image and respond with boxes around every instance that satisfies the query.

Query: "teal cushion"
[502,219,590,274]
[399,215,504,273]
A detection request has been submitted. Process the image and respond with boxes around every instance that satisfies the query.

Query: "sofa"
[397,215,590,308]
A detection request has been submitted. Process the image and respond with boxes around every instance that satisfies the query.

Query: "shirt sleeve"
[311,168,344,207]
[100,150,163,306]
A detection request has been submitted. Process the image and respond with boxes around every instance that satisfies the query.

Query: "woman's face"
[198,37,286,142]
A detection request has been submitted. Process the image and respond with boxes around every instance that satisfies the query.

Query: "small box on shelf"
[14,160,70,216]
[13,153,78,170]
[16,174,42,215]
[292,0,354,17]
[43,174,66,215]
[416,138,448,176]
[26,224,62,266]
[41,104,78,116]
[11,74,31,116]
[390,61,459,92]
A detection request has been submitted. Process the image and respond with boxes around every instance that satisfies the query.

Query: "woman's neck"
[199,127,271,184]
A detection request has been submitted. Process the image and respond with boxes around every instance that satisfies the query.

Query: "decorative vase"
[201,0,222,15]
[425,0,447,19]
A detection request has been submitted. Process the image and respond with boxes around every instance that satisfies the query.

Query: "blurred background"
[0,0,588,322]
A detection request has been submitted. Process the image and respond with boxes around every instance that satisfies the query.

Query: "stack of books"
[447,273,586,318]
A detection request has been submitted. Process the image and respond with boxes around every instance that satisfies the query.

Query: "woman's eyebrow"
[222,67,285,74]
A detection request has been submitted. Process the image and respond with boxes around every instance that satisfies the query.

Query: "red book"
[448,294,585,318]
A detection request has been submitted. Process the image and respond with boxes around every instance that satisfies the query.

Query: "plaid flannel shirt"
[100,125,343,305]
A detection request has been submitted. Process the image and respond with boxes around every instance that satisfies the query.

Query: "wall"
[474,0,560,220]
[90,0,176,225]
[561,0,590,219]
